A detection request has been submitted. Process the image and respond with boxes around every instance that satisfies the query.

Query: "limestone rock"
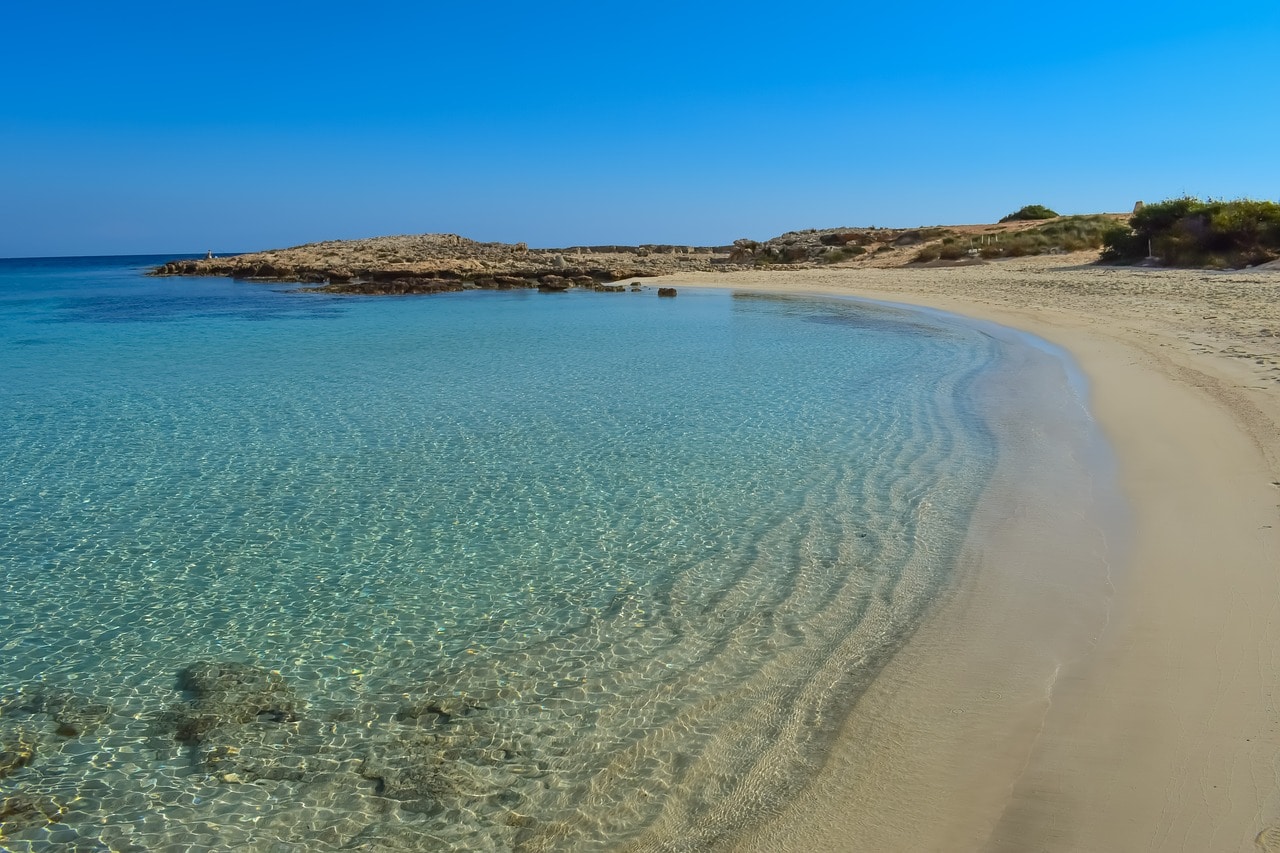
[493,275,533,290]
[538,275,571,292]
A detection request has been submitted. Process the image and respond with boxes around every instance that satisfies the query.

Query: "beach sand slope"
[660,257,1280,852]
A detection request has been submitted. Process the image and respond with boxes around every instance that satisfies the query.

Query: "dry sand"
[652,256,1280,852]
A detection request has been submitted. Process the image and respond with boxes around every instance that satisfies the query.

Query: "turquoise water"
[1,256,1007,850]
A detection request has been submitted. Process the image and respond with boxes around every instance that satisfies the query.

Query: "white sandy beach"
[655,257,1280,852]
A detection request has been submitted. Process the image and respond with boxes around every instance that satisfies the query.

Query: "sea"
[0,255,1117,851]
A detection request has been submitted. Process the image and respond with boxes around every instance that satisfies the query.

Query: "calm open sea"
[0,256,1100,851]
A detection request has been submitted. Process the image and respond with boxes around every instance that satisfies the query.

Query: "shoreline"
[653,260,1280,851]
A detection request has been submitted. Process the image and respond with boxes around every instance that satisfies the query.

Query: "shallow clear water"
[1,257,1009,850]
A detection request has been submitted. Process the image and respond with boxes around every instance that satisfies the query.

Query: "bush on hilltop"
[999,204,1059,222]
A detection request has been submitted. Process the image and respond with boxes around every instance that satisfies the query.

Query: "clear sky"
[3,0,1278,256]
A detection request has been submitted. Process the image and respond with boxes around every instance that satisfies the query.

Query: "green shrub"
[912,246,941,263]
[1100,225,1144,261]
[999,204,1059,223]
[1109,197,1280,266]
[1130,197,1199,236]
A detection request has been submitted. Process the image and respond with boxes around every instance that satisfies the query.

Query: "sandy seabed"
[655,256,1280,852]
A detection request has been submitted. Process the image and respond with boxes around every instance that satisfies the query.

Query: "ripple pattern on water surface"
[0,268,997,851]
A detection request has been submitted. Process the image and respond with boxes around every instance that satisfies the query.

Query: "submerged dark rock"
[198,722,351,784]
[170,661,303,744]
[359,734,460,814]
[395,695,485,725]
[0,793,65,836]
[0,738,36,779]
[0,685,110,738]
[158,662,525,810]
[657,287,678,298]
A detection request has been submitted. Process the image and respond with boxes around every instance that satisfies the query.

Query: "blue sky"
[3,0,1278,256]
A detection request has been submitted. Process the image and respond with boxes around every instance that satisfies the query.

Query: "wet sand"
[656,257,1280,852]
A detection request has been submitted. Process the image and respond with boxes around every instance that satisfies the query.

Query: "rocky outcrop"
[151,233,738,294]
